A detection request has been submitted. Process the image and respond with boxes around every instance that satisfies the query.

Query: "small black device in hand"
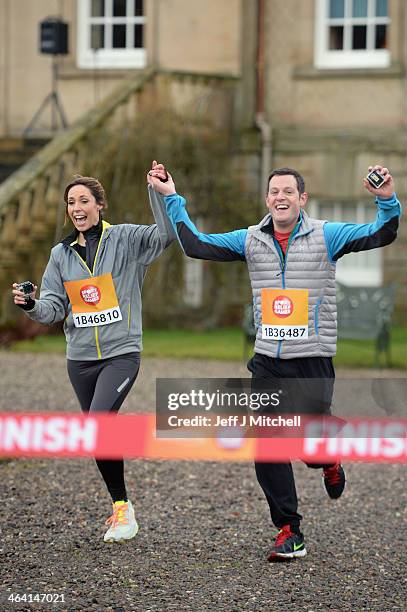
[18,281,35,301]
[366,170,386,189]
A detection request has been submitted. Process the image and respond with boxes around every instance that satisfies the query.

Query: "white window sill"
[293,63,403,80]
[77,51,147,70]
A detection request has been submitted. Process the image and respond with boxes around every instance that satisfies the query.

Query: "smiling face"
[67,185,102,233]
[266,174,308,233]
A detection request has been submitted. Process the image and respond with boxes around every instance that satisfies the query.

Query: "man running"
[148,163,400,560]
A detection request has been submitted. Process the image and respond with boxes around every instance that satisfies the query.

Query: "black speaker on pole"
[24,17,69,135]
[40,17,68,55]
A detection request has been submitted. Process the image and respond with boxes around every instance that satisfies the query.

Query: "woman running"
[12,165,172,543]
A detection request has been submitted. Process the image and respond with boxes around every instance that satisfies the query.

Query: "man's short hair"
[267,167,305,195]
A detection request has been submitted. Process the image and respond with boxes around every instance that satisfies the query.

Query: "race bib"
[64,273,122,328]
[261,288,309,340]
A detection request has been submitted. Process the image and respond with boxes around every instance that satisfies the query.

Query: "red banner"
[0,413,406,462]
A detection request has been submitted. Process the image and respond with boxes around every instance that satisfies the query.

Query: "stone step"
[0,138,49,184]
[0,137,48,151]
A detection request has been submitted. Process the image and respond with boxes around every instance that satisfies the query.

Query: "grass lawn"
[9,326,407,368]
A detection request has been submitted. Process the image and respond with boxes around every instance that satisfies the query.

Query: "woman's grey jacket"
[23,187,174,360]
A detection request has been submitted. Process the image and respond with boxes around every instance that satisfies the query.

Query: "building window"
[308,199,383,286]
[314,0,390,69]
[184,258,204,307]
[77,0,146,69]
[182,216,204,307]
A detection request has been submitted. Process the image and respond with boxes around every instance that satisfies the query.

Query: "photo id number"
[73,306,122,328]
[262,325,308,340]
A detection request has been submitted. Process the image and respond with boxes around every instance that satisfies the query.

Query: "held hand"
[12,282,37,306]
[147,160,176,196]
[363,165,395,199]
[150,159,168,182]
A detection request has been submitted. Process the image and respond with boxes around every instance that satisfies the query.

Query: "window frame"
[314,0,390,69]
[77,0,147,69]
[308,198,383,287]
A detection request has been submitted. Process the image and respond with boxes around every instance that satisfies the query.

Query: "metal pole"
[51,56,58,132]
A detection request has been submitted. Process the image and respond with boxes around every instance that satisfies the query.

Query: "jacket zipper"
[314,297,323,334]
[70,224,107,359]
[272,226,299,358]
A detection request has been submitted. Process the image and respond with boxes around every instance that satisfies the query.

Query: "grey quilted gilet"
[245,212,337,359]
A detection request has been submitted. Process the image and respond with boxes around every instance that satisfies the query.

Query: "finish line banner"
[0,413,406,463]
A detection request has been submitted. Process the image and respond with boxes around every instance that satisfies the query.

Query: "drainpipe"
[152,0,160,69]
[2,0,10,135]
[255,0,272,198]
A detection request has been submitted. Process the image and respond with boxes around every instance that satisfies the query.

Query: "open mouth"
[73,215,87,227]
[276,205,289,210]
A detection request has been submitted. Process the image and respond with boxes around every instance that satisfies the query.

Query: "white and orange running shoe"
[103,500,138,543]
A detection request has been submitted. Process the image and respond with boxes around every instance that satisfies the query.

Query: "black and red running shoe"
[267,525,306,562]
[323,463,346,499]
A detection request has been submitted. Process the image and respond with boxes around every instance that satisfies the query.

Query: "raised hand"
[363,165,395,199]
[147,160,176,196]
[150,159,168,182]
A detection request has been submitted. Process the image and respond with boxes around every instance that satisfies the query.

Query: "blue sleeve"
[324,194,401,262]
[164,193,247,261]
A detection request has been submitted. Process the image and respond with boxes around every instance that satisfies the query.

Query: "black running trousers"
[67,352,141,502]
[248,352,335,531]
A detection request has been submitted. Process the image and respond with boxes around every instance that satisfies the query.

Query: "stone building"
[0,0,405,323]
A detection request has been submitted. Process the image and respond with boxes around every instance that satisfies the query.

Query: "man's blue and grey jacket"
[164,192,401,359]
[22,187,174,360]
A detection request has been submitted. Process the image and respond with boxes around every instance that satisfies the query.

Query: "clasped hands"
[147,160,176,196]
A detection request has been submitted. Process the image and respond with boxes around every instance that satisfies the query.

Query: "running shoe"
[323,463,346,499]
[267,524,307,561]
[103,500,139,543]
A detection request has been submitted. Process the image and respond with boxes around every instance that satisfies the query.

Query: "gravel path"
[0,353,406,612]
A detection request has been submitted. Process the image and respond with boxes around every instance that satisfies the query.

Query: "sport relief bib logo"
[80,285,101,305]
[272,295,293,318]
[262,288,309,340]
[81,285,101,304]
[64,273,122,328]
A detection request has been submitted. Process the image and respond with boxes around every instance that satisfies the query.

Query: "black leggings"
[67,352,141,502]
[248,352,335,531]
